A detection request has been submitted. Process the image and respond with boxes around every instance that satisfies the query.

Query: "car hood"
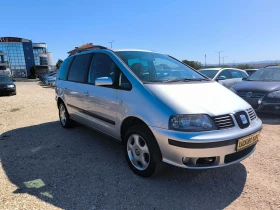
[233,81,280,92]
[145,81,250,116]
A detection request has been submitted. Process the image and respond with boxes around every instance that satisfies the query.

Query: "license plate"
[237,132,260,151]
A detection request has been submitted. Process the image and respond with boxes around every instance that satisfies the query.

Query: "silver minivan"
[199,68,249,89]
[55,47,262,177]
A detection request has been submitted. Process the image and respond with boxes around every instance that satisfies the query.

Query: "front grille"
[237,91,266,99]
[249,101,260,109]
[212,115,235,130]
[224,145,256,163]
[247,108,257,121]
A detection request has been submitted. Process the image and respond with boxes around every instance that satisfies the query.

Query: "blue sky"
[1,0,279,65]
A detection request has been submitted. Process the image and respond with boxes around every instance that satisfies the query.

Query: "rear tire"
[58,102,74,128]
[124,125,163,177]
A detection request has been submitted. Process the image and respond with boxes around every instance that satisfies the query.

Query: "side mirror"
[242,78,247,81]
[95,77,113,86]
[216,76,226,81]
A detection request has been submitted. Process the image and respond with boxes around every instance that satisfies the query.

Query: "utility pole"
[108,40,115,49]
[205,54,206,67]
[221,56,227,65]
[233,60,236,67]
[216,50,225,66]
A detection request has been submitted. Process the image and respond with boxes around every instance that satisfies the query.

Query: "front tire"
[58,102,73,128]
[124,125,163,177]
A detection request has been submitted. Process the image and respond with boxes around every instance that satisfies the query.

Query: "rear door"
[63,53,92,122]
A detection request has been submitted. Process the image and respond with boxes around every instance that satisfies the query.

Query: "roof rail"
[68,45,108,56]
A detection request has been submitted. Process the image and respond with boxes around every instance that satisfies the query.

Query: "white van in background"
[0,68,12,77]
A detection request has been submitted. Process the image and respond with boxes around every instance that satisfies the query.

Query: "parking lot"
[0,82,280,210]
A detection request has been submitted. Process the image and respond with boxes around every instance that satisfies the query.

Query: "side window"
[240,71,248,78]
[218,70,230,79]
[58,57,73,80]
[119,72,132,91]
[231,70,242,78]
[68,54,92,82]
[88,53,117,85]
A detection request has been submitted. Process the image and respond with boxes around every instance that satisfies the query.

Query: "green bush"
[30,66,38,79]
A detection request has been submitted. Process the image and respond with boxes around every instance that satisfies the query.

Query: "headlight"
[230,87,237,94]
[169,114,217,131]
[7,84,15,88]
[267,90,280,98]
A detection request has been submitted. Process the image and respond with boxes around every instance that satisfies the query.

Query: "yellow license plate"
[237,132,260,151]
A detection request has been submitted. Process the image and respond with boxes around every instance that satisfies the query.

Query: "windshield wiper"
[164,78,209,83]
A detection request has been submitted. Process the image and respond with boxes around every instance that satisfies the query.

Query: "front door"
[217,69,232,88]
[83,53,118,138]
[230,69,243,88]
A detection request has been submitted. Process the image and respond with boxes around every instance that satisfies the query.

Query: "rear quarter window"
[58,57,74,80]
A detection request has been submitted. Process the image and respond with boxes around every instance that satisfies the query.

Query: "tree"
[56,59,63,69]
[29,65,37,79]
[182,60,203,70]
[235,64,252,69]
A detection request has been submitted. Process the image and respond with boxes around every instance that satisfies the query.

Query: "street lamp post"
[108,40,115,49]
[221,56,228,65]
[216,50,225,66]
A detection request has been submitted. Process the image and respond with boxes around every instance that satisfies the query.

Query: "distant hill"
[208,60,279,68]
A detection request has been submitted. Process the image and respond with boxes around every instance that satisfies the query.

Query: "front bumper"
[256,102,280,114]
[150,117,262,169]
[242,97,280,114]
[0,87,16,95]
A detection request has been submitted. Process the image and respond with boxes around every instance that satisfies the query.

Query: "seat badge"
[240,114,248,125]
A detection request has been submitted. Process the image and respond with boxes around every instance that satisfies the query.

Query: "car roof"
[199,68,242,71]
[67,48,164,58]
[113,49,155,53]
[199,68,222,71]
[263,66,280,69]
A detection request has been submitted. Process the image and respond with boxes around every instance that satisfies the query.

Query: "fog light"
[196,157,216,166]
[182,157,189,164]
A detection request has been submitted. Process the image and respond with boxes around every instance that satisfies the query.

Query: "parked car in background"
[0,74,16,95]
[199,68,248,89]
[0,68,12,77]
[244,69,258,77]
[45,73,57,86]
[40,72,57,82]
[231,66,280,114]
[55,47,262,177]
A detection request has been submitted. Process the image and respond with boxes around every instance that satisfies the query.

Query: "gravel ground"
[0,82,280,210]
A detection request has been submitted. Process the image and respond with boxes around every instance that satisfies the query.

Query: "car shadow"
[257,113,280,125]
[0,122,247,210]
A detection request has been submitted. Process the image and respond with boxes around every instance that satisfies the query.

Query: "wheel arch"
[57,97,65,108]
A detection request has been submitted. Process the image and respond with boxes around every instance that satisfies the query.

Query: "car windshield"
[115,51,206,83]
[246,70,257,76]
[198,70,219,79]
[248,68,280,81]
[0,75,12,82]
